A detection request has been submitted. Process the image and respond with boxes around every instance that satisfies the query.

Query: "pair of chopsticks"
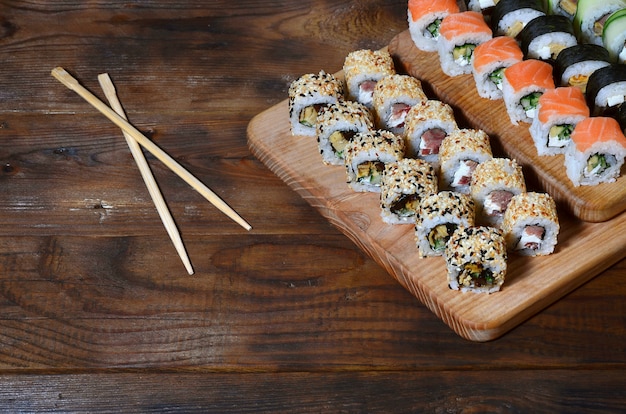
[51,67,252,275]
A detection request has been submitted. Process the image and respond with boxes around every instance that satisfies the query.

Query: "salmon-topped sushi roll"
[437,11,493,77]
[502,59,555,125]
[408,0,460,52]
[564,116,626,186]
[529,87,590,156]
[472,36,524,100]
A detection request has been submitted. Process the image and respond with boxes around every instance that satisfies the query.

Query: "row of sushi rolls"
[287,0,626,294]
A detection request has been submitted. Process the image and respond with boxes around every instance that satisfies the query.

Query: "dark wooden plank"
[1,371,625,413]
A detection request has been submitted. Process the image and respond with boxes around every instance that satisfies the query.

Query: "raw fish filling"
[452,159,478,187]
[358,80,377,105]
[484,190,514,216]
[515,225,545,251]
[356,161,385,185]
[458,263,495,288]
[387,103,411,129]
[390,193,420,218]
[418,128,447,156]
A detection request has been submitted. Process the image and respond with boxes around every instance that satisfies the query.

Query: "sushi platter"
[247,30,626,341]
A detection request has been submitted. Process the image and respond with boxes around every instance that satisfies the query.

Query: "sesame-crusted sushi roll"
[445,226,508,294]
[439,128,493,194]
[404,100,458,164]
[501,192,560,256]
[408,0,461,52]
[564,116,626,186]
[491,0,546,38]
[472,36,525,100]
[415,191,475,257]
[288,71,344,137]
[380,158,438,224]
[372,74,427,135]
[554,44,611,93]
[470,158,527,227]
[344,129,405,192]
[518,15,578,62]
[502,59,555,125]
[529,87,590,156]
[343,49,396,108]
[437,11,493,77]
[316,101,375,166]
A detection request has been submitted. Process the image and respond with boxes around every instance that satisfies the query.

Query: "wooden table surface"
[1,1,624,412]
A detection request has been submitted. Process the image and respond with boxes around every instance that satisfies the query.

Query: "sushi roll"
[403,99,458,164]
[344,129,405,192]
[501,192,560,256]
[491,0,546,38]
[444,226,508,294]
[564,116,626,186]
[439,128,493,194]
[519,15,578,62]
[466,0,498,22]
[316,101,375,165]
[603,9,626,64]
[471,36,524,100]
[553,44,611,93]
[470,158,527,227]
[502,59,555,125]
[380,158,438,224]
[547,0,579,20]
[585,64,626,117]
[529,87,590,156]
[343,49,396,108]
[288,71,344,137]
[437,11,493,77]
[372,74,427,135]
[574,0,626,46]
[415,191,475,257]
[408,0,461,52]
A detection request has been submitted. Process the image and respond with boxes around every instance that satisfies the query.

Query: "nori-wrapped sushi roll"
[501,192,560,256]
[343,49,396,108]
[380,158,438,224]
[344,129,405,192]
[519,15,577,62]
[415,191,475,257]
[553,44,611,93]
[288,71,344,137]
[585,64,626,116]
[316,101,374,166]
[444,226,508,294]
[491,0,546,38]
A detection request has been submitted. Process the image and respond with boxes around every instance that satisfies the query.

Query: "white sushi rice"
[564,139,626,186]
[526,32,577,60]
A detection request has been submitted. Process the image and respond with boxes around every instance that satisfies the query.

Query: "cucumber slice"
[603,8,626,63]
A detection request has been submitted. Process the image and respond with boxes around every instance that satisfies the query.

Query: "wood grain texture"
[1,1,625,412]
[389,30,626,223]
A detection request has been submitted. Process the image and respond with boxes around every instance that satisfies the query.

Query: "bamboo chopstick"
[51,67,252,231]
[97,73,194,275]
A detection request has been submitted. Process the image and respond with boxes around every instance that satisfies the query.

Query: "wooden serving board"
[247,32,626,341]
[389,30,625,223]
